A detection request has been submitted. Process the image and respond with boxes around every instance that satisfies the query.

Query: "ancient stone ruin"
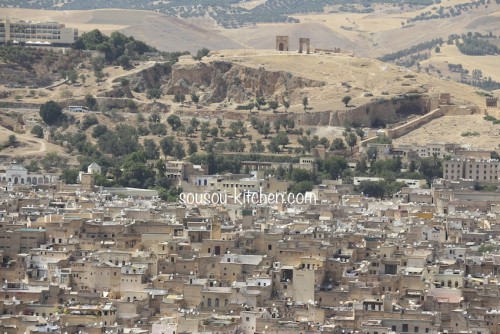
[438,93,451,105]
[299,38,311,54]
[275,36,311,54]
[276,36,289,51]
[486,97,498,108]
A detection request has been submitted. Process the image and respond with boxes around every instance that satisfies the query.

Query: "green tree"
[118,55,131,69]
[257,121,271,139]
[160,136,176,156]
[119,151,156,188]
[173,141,186,160]
[291,181,314,194]
[81,114,99,130]
[143,139,160,160]
[268,100,279,113]
[250,139,265,153]
[282,119,295,132]
[174,92,186,105]
[357,181,386,198]
[80,74,86,86]
[274,119,282,132]
[210,127,219,138]
[355,158,368,175]
[191,92,199,104]
[355,128,365,139]
[39,101,64,125]
[41,152,68,172]
[216,118,223,129]
[186,126,195,138]
[193,47,210,61]
[147,88,162,103]
[188,140,198,155]
[92,124,108,138]
[342,95,352,107]
[190,117,200,131]
[30,125,44,138]
[275,131,289,149]
[418,156,442,185]
[66,69,78,84]
[26,160,40,173]
[319,156,348,180]
[94,70,105,82]
[60,168,79,184]
[7,135,17,147]
[282,98,290,112]
[302,96,309,112]
[85,94,98,111]
[97,124,140,157]
[167,114,182,131]
[330,138,346,150]
[345,132,357,151]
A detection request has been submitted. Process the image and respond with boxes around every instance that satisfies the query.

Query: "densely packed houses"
[0,145,499,334]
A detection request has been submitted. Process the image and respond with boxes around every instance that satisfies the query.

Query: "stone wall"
[295,94,431,127]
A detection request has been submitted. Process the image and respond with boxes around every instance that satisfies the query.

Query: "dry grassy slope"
[421,43,500,82]
[3,2,500,55]
[206,49,488,110]
[394,115,500,150]
[220,1,500,58]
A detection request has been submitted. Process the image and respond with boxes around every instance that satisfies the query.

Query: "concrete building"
[0,18,78,46]
[443,158,499,182]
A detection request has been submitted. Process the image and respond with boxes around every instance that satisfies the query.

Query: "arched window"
[207,298,212,307]
[215,298,219,307]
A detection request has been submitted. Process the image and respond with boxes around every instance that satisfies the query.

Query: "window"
[392,326,396,332]
[414,326,419,333]
[402,324,408,332]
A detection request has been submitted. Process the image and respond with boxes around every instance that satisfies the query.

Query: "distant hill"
[1,0,437,28]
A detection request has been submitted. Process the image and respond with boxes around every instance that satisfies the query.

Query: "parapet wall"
[385,105,477,139]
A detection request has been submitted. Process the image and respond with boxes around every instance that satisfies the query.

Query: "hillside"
[2,1,500,55]
[1,48,497,159]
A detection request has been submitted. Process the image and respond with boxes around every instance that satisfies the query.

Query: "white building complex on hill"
[0,18,78,46]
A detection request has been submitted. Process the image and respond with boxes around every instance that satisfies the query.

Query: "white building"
[0,18,78,46]
[0,163,58,185]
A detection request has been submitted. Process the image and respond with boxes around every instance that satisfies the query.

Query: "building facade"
[0,19,78,46]
[443,158,499,182]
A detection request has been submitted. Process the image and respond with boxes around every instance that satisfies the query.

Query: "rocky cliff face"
[124,61,325,104]
[125,63,173,93]
[168,61,325,103]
